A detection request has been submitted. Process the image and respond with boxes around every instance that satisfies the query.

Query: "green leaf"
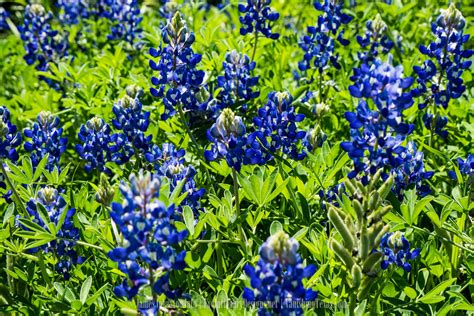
[417,278,456,304]
[216,289,230,316]
[5,161,28,184]
[189,291,213,316]
[183,206,195,237]
[36,203,51,232]
[18,218,49,234]
[80,276,92,304]
[21,157,33,182]
[3,203,15,227]
[293,227,308,240]
[33,155,49,181]
[170,178,186,205]
[270,221,283,235]
[86,283,109,306]
[403,286,417,299]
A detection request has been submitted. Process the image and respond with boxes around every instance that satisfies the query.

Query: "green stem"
[176,103,216,194]
[74,240,104,251]
[251,29,259,62]
[349,291,356,316]
[318,71,323,103]
[195,239,238,244]
[232,169,240,216]
[177,104,200,153]
[0,161,27,216]
[149,265,157,303]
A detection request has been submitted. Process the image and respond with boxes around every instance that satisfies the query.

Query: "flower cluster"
[243,231,317,315]
[149,12,209,120]
[356,14,393,65]
[24,111,68,172]
[25,187,84,279]
[392,142,434,199]
[379,232,420,272]
[19,4,68,87]
[108,171,187,299]
[298,0,352,75]
[158,0,180,20]
[448,154,474,181]
[0,7,9,30]
[0,106,21,202]
[145,143,205,214]
[318,183,345,210]
[57,0,90,25]
[75,117,117,174]
[112,94,152,161]
[205,108,249,171]
[0,106,21,162]
[106,0,143,49]
[303,124,327,152]
[412,4,473,137]
[216,50,259,113]
[342,58,416,185]
[238,0,280,40]
[252,92,307,161]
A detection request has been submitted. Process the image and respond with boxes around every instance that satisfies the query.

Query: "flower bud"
[328,207,355,250]
[330,239,354,269]
[126,85,144,99]
[95,173,115,206]
[438,3,465,30]
[260,231,299,265]
[351,264,362,288]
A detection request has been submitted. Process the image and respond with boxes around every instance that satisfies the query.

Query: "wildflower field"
[0,0,473,314]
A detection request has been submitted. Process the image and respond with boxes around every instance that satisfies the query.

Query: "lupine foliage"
[0,0,473,315]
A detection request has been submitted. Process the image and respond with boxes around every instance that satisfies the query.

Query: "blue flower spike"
[379,232,420,272]
[243,231,317,315]
[108,170,187,300]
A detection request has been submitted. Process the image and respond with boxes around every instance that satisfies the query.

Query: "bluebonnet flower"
[145,143,205,214]
[56,0,90,25]
[216,50,259,113]
[379,232,420,272]
[348,58,414,132]
[158,0,179,20]
[422,113,448,139]
[448,154,474,181]
[112,94,152,162]
[298,0,352,75]
[106,0,143,49]
[318,183,345,210]
[19,4,68,87]
[251,92,307,161]
[342,58,415,184]
[108,171,187,300]
[205,108,249,171]
[0,7,10,30]
[243,231,317,315]
[392,142,434,199]
[356,14,393,65]
[0,106,21,203]
[238,0,280,40]
[0,106,22,162]
[149,12,209,120]
[303,124,327,152]
[25,187,84,279]
[412,4,473,137]
[24,111,68,172]
[75,117,119,174]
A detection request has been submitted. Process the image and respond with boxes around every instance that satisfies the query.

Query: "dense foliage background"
[0,0,473,314]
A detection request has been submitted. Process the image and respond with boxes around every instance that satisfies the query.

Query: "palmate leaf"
[238,167,289,208]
